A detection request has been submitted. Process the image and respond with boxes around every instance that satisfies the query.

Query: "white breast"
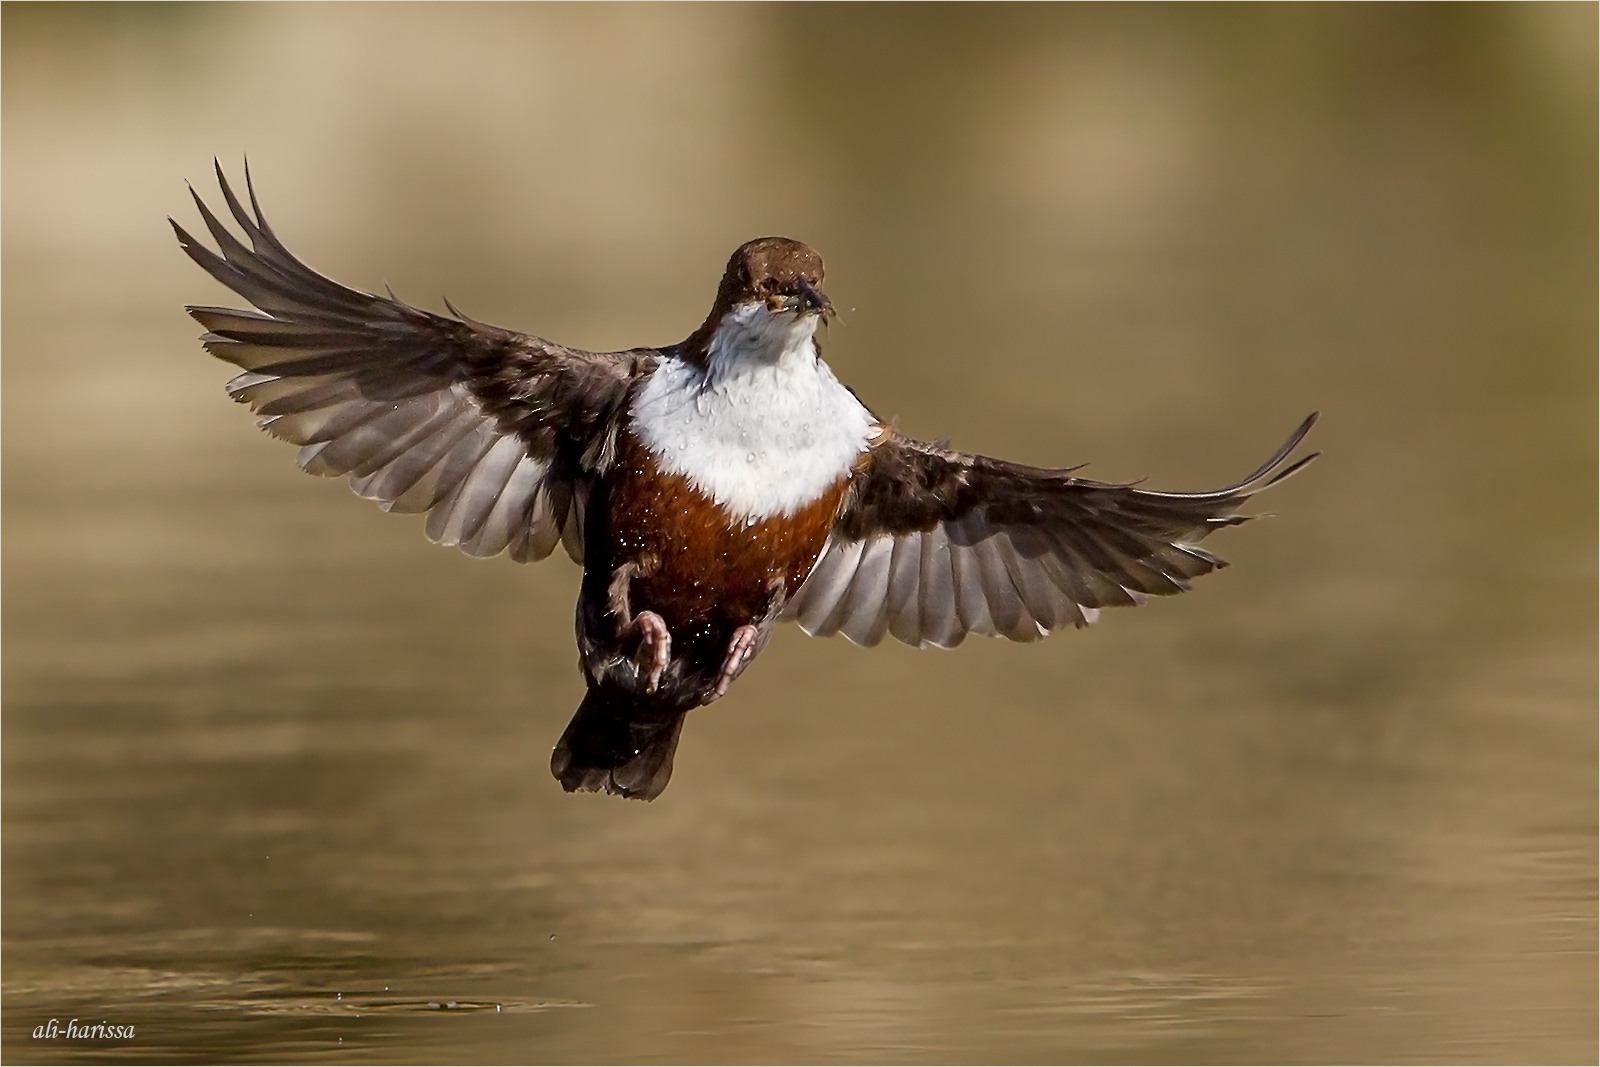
[630,302,877,522]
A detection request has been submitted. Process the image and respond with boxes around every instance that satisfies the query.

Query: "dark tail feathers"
[550,687,688,801]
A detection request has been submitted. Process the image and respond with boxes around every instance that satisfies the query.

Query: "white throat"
[631,301,877,521]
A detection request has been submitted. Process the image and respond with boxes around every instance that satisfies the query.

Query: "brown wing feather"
[786,414,1319,648]
[173,161,654,563]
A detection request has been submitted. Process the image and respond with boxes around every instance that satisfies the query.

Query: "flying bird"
[173,163,1318,801]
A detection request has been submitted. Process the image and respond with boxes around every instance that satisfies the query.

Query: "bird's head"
[687,237,833,375]
[721,236,833,320]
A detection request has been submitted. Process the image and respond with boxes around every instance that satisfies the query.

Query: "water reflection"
[4,4,1595,1063]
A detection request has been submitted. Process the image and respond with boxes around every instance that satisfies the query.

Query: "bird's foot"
[625,610,671,694]
[711,625,759,701]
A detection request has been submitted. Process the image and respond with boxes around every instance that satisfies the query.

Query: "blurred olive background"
[4,4,1594,1064]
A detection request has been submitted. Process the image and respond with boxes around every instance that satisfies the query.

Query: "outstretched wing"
[173,161,654,563]
[784,414,1319,648]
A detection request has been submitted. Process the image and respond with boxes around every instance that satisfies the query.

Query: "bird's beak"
[795,278,833,318]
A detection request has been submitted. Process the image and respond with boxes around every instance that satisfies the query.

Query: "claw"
[630,611,671,693]
[712,625,759,700]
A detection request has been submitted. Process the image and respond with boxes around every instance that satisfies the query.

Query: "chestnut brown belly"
[604,432,847,645]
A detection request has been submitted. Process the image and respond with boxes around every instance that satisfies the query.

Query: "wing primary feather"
[1085,525,1192,596]
[1261,450,1321,489]
[949,518,997,638]
[353,403,484,510]
[917,524,962,648]
[217,160,375,314]
[996,529,1059,634]
[188,182,258,272]
[242,157,277,238]
[214,158,266,244]
[1043,530,1142,609]
[389,419,501,515]
[1031,537,1104,616]
[1133,412,1320,500]
[183,189,339,317]
[298,393,452,476]
[885,534,926,646]
[971,533,1027,636]
[347,391,473,478]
